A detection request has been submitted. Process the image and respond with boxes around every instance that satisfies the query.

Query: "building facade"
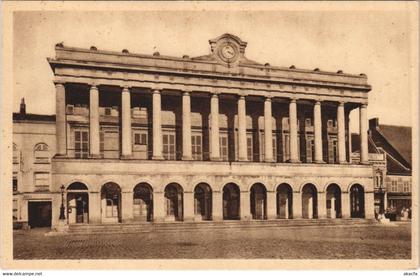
[14,34,375,229]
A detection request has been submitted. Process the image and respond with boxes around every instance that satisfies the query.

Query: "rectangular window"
[75,130,89,159]
[260,133,277,162]
[13,178,17,193]
[403,181,410,192]
[306,137,314,163]
[34,172,50,191]
[192,134,203,160]
[134,131,148,145]
[219,134,228,161]
[246,134,253,161]
[13,200,18,221]
[305,118,312,127]
[283,134,290,162]
[391,181,398,192]
[100,131,104,158]
[163,133,176,160]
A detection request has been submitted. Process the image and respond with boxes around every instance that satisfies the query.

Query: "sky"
[12,6,416,132]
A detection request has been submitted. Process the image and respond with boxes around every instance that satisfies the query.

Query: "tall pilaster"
[337,102,346,163]
[121,86,132,158]
[212,191,223,221]
[55,82,66,156]
[360,104,369,164]
[292,191,302,219]
[89,85,100,158]
[318,192,327,219]
[266,191,277,219]
[238,95,247,161]
[289,98,299,163]
[313,101,323,163]
[152,89,163,160]
[341,192,350,218]
[264,97,274,162]
[182,91,192,160]
[210,93,221,161]
[240,190,251,220]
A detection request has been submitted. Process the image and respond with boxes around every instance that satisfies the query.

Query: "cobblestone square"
[13,223,411,259]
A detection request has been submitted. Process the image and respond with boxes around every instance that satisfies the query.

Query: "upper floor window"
[34,143,50,163]
[305,118,312,127]
[13,177,18,193]
[219,133,228,161]
[13,143,19,164]
[13,200,18,221]
[192,133,202,161]
[306,137,315,163]
[246,133,253,161]
[34,172,50,191]
[260,133,277,162]
[391,181,398,192]
[75,130,89,159]
[327,119,337,128]
[163,132,176,160]
[403,181,410,192]
[134,131,148,146]
[375,171,383,189]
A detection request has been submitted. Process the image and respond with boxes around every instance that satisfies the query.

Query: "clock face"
[220,45,236,60]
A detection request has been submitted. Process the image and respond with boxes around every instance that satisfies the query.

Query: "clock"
[219,44,238,62]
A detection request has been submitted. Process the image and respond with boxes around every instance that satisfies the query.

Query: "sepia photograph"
[1,1,418,271]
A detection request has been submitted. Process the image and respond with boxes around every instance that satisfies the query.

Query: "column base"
[264,159,275,163]
[182,156,193,161]
[210,156,222,161]
[360,161,370,165]
[120,154,133,160]
[152,156,165,160]
[89,154,102,159]
[238,157,248,162]
[339,161,348,165]
[289,159,301,163]
[314,160,326,164]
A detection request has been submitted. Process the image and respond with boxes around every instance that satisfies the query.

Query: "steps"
[67,218,377,235]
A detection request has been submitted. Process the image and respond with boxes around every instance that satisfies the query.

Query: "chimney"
[369,117,379,130]
[20,98,26,115]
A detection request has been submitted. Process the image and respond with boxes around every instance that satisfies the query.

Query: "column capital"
[90,84,99,91]
[264,95,273,101]
[121,85,131,91]
[152,89,161,95]
[211,91,220,97]
[290,97,298,103]
[338,101,345,106]
[360,103,368,109]
[314,100,322,105]
[54,81,65,87]
[182,91,191,96]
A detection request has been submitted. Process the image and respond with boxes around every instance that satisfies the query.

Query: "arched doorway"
[67,182,89,224]
[250,183,267,220]
[302,184,318,219]
[164,183,183,221]
[194,183,212,221]
[350,184,365,218]
[223,183,240,220]
[277,183,293,219]
[101,182,121,223]
[326,184,342,219]
[133,183,153,222]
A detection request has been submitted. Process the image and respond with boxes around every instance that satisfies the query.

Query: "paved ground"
[13,223,411,259]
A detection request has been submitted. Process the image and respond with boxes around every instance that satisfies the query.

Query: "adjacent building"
[13,33,375,229]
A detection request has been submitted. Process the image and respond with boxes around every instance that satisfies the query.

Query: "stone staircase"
[67,218,377,235]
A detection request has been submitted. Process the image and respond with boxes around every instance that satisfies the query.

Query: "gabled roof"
[377,124,411,166]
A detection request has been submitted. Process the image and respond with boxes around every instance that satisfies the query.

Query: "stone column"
[264,97,274,162]
[365,191,375,219]
[55,82,67,156]
[341,191,350,218]
[360,104,369,164]
[238,95,247,161]
[212,191,223,221]
[183,191,194,221]
[121,191,133,223]
[337,102,346,163]
[266,191,277,219]
[348,119,352,164]
[292,191,302,219]
[153,191,165,222]
[121,86,132,158]
[89,85,100,158]
[210,93,221,161]
[318,192,327,219]
[289,99,300,163]
[313,101,323,163]
[331,197,336,219]
[240,190,251,220]
[88,192,101,223]
[182,91,192,160]
[152,90,163,160]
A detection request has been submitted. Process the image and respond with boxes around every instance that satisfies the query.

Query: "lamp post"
[59,184,66,220]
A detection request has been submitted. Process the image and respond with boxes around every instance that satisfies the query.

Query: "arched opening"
[250,183,267,220]
[326,184,342,219]
[164,183,183,221]
[133,183,153,222]
[350,184,365,218]
[66,182,89,224]
[276,183,293,219]
[302,184,318,219]
[194,183,212,221]
[223,183,240,220]
[101,182,122,223]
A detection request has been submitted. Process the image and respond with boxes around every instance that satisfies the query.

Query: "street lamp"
[59,184,66,220]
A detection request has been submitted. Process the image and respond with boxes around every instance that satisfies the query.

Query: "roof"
[13,112,56,122]
[377,124,411,166]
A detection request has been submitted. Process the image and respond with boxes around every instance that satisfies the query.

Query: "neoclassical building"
[14,34,375,229]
